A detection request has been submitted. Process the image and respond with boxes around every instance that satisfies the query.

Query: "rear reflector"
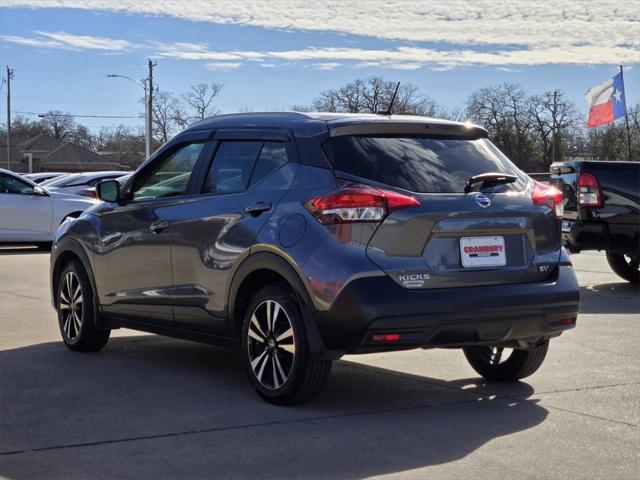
[578,172,602,207]
[555,317,576,326]
[372,333,401,342]
[532,181,564,218]
[305,184,419,225]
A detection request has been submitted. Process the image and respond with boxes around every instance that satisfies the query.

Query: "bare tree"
[529,90,579,167]
[4,115,49,139]
[181,83,223,124]
[150,90,181,144]
[312,77,439,115]
[39,111,76,141]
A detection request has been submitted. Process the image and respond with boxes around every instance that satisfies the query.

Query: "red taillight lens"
[578,172,602,207]
[78,188,97,199]
[532,181,564,218]
[305,184,419,225]
[372,333,401,342]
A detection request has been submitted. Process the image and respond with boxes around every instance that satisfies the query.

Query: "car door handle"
[150,219,170,234]
[245,201,272,216]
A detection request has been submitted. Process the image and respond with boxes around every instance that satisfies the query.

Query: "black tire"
[56,259,110,352]
[463,341,549,382]
[606,251,639,284]
[241,282,331,405]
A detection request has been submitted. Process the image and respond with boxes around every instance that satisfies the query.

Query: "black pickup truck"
[549,161,639,283]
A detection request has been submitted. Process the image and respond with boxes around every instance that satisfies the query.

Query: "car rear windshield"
[323,136,526,193]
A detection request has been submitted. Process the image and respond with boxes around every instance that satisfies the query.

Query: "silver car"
[0,169,96,245]
[42,171,127,196]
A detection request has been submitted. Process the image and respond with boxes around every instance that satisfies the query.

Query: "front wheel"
[241,283,331,405]
[56,260,110,352]
[606,251,639,283]
[463,341,549,382]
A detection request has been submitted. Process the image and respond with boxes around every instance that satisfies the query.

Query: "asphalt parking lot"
[0,248,638,479]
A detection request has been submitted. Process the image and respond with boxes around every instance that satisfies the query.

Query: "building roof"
[19,134,65,152]
[41,143,126,171]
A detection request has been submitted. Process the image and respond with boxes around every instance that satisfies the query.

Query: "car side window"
[132,142,205,201]
[0,173,35,195]
[249,142,289,187]
[203,141,262,194]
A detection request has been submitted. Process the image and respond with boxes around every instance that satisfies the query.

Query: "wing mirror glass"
[96,179,120,203]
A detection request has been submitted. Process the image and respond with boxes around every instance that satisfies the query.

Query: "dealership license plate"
[561,220,572,233]
[460,236,506,268]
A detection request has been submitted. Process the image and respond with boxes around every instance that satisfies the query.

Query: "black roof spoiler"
[328,122,488,139]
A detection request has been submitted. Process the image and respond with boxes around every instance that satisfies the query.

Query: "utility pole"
[620,65,632,161]
[551,89,558,164]
[5,66,14,171]
[146,59,156,159]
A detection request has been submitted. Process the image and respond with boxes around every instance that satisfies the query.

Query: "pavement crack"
[0,395,490,456]
[0,290,50,304]
[541,404,637,427]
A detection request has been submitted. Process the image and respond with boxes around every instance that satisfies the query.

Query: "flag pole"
[620,65,632,161]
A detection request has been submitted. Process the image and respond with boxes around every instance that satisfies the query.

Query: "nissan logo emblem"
[475,194,491,208]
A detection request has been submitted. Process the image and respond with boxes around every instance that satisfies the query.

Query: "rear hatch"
[323,131,563,289]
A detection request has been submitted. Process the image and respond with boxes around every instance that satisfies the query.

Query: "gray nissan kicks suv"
[50,112,580,404]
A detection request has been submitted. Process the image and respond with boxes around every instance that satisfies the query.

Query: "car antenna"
[377,81,400,115]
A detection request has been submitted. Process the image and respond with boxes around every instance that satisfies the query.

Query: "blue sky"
[1,1,638,133]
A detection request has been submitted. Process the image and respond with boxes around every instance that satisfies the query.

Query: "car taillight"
[532,181,563,218]
[578,172,602,207]
[305,184,419,224]
[78,188,97,199]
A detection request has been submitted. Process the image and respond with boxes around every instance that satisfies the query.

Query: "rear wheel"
[56,260,110,352]
[463,341,549,382]
[606,251,639,283]
[241,283,331,405]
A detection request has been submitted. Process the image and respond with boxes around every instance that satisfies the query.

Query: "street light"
[106,74,151,159]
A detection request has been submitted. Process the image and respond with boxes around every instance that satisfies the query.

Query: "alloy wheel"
[246,300,296,390]
[59,271,83,341]
[479,346,514,365]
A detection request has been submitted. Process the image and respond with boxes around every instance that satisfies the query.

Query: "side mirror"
[96,180,121,203]
[33,186,48,196]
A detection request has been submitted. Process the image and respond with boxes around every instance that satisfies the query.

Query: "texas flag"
[585,72,627,128]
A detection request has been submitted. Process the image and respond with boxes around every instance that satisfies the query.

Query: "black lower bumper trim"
[314,266,580,352]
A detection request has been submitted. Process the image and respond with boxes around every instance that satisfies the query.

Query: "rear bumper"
[562,219,639,254]
[313,265,580,353]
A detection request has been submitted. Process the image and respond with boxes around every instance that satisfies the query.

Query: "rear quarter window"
[323,136,526,193]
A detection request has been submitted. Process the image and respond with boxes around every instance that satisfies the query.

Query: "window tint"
[132,142,205,201]
[323,136,526,193]
[249,142,288,187]
[203,141,262,194]
[0,173,34,194]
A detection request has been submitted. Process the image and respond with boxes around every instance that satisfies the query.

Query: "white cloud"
[496,67,523,73]
[3,2,639,69]
[313,62,341,70]
[1,30,132,51]
[205,62,242,71]
[154,44,640,69]
[152,41,263,61]
[4,1,639,58]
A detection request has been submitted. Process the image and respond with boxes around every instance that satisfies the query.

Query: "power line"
[14,110,140,119]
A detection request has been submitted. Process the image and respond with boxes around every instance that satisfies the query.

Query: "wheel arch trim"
[227,251,328,358]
